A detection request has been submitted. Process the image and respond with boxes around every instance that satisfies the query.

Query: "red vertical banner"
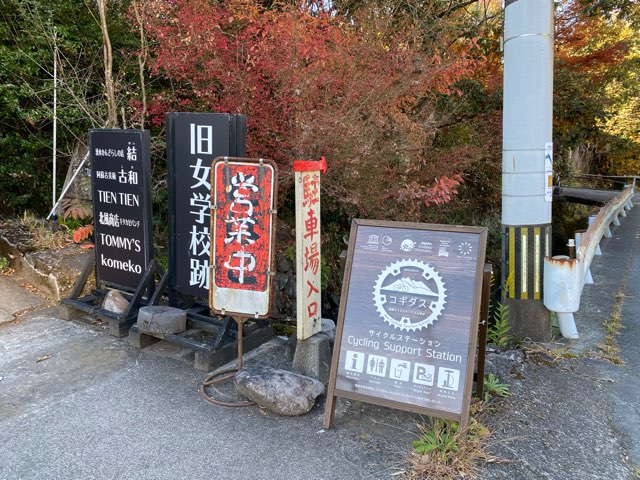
[295,157,326,340]
[210,157,277,318]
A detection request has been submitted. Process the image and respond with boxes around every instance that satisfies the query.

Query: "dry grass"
[520,342,573,363]
[405,403,500,480]
[596,289,625,365]
[19,211,71,250]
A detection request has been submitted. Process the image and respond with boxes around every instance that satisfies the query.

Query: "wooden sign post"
[294,157,327,340]
[324,220,487,430]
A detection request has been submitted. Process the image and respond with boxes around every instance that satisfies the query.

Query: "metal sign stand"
[198,157,278,406]
[59,253,167,336]
[199,315,255,407]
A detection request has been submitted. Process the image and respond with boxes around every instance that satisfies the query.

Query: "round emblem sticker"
[373,260,447,331]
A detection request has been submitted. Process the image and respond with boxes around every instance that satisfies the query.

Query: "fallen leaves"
[20,282,39,294]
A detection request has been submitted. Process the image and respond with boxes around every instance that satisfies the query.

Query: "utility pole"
[501,0,554,341]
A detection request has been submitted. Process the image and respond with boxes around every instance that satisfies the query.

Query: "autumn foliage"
[141,0,487,220]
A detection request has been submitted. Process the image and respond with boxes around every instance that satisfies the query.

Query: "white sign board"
[294,158,326,340]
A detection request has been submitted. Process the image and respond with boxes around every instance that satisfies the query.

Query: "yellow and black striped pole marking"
[503,225,551,300]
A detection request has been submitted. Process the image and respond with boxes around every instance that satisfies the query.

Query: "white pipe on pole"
[52,27,58,212]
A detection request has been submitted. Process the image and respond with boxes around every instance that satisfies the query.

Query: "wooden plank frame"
[475,264,492,400]
[208,157,278,319]
[324,219,488,430]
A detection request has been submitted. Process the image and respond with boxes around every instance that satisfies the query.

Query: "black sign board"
[166,112,246,299]
[324,220,487,429]
[89,129,153,290]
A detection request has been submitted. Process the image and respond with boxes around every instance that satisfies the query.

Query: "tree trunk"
[132,0,148,130]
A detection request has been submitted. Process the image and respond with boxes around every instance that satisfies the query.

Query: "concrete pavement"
[0,274,50,324]
[0,299,418,480]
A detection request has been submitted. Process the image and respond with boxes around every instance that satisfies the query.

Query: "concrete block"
[137,306,186,335]
[128,325,162,349]
[292,334,331,384]
[288,318,336,360]
[194,325,274,372]
[58,304,86,321]
[109,318,133,338]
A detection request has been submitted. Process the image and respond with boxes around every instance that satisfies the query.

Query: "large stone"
[320,318,336,345]
[485,349,525,381]
[292,334,331,384]
[287,318,336,360]
[102,290,129,314]
[234,366,325,416]
[22,248,92,300]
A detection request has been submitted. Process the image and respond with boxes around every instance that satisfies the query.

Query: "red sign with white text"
[210,158,277,318]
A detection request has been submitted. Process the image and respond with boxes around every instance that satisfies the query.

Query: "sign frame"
[208,156,278,319]
[324,219,488,430]
[89,128,153,292]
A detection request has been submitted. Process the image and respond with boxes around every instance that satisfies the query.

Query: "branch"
[435,0,480,18]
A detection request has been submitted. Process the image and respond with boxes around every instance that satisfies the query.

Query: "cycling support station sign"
[324,219,487,429]
[89,129,153,290]
[209,157,277,319]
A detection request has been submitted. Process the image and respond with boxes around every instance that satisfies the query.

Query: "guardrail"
[543,185,635,338]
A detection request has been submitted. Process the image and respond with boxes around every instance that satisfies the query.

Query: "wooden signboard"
[324,220,487,429]
[209,157,277,318]
[294,157,327,340]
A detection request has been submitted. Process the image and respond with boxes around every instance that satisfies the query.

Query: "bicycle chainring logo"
[373,259,447,332]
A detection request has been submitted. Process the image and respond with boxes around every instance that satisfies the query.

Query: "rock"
[292,334,331,384]
[286,333,297,360]
[276,252,291,273]
[485,349,525,381]
[102,290,129,314]
[21,248,92,300]
[285,275,297,298]
[235,366,325,416]
[275,272,289,291]
[320,318,336,345]
[287,318,337,360]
